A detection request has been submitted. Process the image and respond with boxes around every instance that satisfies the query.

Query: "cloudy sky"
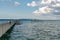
[0,0,60,20]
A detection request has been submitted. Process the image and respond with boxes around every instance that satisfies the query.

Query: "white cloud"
[55,10,59,12]
[52,3,60,7]
[0,0,21,6]
[27,0,60,20]
[30,0,60,15]
[14,1,20,6]
[57,0,60,2]
[33,6,54,15]
[9,1,21,6]
[40,0,60,8]
[41,0,52,5]
[27,1,37,7]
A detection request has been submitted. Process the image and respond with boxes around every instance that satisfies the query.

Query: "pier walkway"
[0,22,16,37]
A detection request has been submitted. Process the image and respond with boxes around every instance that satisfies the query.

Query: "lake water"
[1,20,60,40]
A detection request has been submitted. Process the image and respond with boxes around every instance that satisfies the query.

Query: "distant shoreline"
[0,19,60,21]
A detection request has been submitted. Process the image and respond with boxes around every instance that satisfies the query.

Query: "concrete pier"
[0,22,16,37]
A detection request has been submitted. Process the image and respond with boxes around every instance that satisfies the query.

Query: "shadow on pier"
[0,23,16,40]
[0,20,20,40]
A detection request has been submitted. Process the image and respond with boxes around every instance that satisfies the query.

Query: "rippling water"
[5,21,60,40]
[1,20,60,40]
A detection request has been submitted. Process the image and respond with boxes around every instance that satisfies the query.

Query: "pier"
[0,21,16,37]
